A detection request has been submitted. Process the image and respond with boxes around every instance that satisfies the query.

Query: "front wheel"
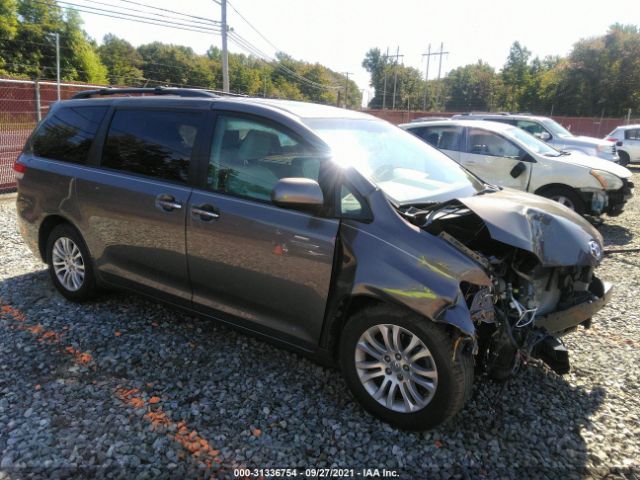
[538,186,586,215]
[339,305,474,430]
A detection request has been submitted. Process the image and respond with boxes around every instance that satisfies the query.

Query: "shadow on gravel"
[0,269,609,478]
[599,223,634,246]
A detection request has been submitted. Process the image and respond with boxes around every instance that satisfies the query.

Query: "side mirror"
[616,141,623,147]
[272,178,324,209]
[535,131,551,141]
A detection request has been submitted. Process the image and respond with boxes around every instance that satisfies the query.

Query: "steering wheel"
[373,164,396,181]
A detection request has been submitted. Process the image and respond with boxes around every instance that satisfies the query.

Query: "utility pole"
[434,42,449,111]
[391,46,404,110]
[221,0,229,93]
[342,72,353,108]
[55,32,60,101]
[263,74,267,97]
[382,47,389,110]
[421,44,431,111]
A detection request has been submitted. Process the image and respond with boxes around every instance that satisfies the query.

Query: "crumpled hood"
[457,188,604,267]
[553,151,632,178]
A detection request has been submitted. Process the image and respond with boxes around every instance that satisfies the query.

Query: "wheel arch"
[322,293,473,362]
[38,214,83,262]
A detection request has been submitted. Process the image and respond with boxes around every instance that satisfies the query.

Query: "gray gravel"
[1,172,640,479]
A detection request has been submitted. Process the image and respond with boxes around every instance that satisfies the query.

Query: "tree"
[0,0,18,73]
[444,61,498,111]
[501,41,532,111]
[98,34,143,85]
[137,42,216,88]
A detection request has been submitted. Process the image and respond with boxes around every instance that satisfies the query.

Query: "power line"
[226,0,280,53]
[53,0,222,32]
[111,0,221,25]
[30,0,222,35]
[72,0,220,28]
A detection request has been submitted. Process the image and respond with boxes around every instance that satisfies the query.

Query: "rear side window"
[31,106,107,164]
[414,126,464,151]
[102,109,204,183]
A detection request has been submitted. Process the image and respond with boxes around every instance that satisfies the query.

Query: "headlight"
[596,144,611,153]
[590,169,623,190]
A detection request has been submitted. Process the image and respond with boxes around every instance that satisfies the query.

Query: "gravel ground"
[1,172,640,480]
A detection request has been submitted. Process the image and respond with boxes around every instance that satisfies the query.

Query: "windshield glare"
[507,127,562,156]
[303,118,482,204]
[541,118,573,137]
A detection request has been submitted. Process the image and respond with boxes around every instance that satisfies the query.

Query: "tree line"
[363,24,640,117]
[0,0,362,107]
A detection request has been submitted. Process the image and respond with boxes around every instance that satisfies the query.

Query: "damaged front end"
[402,188,612,378]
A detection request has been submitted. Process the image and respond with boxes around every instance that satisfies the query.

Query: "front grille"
[612,143,617,155]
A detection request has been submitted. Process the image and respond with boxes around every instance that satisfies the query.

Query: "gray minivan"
[14,88,612,430]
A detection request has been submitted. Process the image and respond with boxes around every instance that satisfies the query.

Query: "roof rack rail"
[72,87,245,100]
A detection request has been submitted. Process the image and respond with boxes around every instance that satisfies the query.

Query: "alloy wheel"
[354,324,438,413]
[550,195,576,210]
[51,237,85,292]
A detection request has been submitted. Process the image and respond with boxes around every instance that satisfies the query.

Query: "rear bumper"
[534,278,613,334]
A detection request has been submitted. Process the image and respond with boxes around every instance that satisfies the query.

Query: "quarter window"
[208,114,322,203]
[625,129,640,140]
[31,106,107,164]
[102,109,204,183]
[467,128,523,159]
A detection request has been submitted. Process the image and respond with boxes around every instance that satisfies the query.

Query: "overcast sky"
[75,0,640,100]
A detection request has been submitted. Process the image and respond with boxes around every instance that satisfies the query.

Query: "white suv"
[401,120,633,217]
[605,125,640,166]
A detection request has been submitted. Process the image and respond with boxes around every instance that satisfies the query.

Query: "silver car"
[606,124,640,165]
[453,113,619,163]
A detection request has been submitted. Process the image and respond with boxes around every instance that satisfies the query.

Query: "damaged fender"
[334,189,491,338]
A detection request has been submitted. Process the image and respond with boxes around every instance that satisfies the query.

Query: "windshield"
[303,118,483,204]
[506,127,563,156]
[541,118,573,137]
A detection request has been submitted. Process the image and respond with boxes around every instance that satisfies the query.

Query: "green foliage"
[98,34,143,85]
[445,61,498,111]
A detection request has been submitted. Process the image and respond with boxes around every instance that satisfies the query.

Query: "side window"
[625,129,640,140]
[516,120,546,136]
[102,109,204,183]
[417,126,463,151]
[467,128,523,159]
[31,106,107,164]
[208,114,322,203]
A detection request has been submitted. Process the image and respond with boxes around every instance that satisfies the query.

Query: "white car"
[401,120,633,217]
[605,125,640,166]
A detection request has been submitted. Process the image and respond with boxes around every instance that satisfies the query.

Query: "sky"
[74,0,640,104]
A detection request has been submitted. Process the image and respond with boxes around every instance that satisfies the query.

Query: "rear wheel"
[539,186,586,215]
[46,224,97,302]
[339,305,473,430]
[618,151,630,166]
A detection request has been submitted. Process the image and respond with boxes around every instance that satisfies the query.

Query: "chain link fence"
[0,78,106,193]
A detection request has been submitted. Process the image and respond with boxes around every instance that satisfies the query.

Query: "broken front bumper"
[534,279,613,334]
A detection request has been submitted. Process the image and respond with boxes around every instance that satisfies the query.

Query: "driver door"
[458,127,531,190]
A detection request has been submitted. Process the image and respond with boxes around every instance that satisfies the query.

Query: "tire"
[45,223,97,302]
[618,151,630,166]
[339,305,474,430]
[538,186,586,215]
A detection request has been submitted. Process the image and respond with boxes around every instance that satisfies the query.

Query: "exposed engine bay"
[400,199,610,378]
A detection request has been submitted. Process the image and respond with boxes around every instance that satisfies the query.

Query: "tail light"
[13,158,26,180]
[605,137,618,142]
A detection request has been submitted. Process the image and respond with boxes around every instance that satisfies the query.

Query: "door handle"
[191,204,220,221]
[155,194,182,212]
